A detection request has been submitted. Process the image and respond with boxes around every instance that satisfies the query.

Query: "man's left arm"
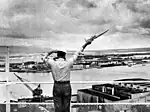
[68,37,94,67]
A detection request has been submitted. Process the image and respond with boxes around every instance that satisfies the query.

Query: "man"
[42,37,94,112]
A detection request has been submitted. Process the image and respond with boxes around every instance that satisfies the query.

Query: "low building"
[77,78,150,112]
[77,82,150,103]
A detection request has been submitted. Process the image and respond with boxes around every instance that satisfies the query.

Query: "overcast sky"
[0,0,150,50]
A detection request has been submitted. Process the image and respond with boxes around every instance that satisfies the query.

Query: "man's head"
[56,48,67,60]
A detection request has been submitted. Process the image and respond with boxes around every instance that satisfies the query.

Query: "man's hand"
[81,30,108,52]
[85,35,96,45]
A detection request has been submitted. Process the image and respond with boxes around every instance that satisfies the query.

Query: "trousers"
[53,81,72,112]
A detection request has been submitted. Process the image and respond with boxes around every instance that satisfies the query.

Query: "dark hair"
[57,51,66,60]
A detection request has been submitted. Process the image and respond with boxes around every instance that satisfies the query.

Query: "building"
[77,79,150,111]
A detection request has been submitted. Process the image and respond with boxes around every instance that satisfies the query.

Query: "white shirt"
[47,49,82,81]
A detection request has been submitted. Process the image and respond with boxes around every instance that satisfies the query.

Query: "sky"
[0,0,150,50]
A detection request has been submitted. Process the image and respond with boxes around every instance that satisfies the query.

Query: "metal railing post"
[6,46,10,112]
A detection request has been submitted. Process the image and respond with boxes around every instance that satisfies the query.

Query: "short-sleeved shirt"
[47,49,81,81]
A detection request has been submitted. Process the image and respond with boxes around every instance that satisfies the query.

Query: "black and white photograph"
[0,0,150,112]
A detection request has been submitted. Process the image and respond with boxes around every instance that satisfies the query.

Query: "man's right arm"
[42,50,58,65]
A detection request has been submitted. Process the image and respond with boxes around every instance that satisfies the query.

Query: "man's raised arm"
[71,37,94,62]
[71,29,109,63]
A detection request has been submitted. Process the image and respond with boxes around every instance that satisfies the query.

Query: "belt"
[54,80,70,84]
